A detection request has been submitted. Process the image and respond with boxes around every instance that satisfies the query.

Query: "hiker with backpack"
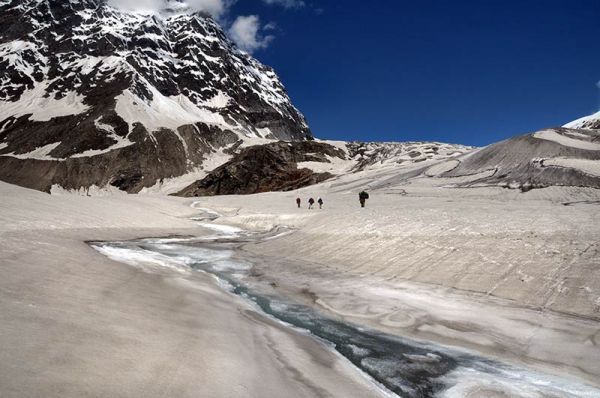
[359,190,369,208]
[317,197,323,209]
[308,197,315,209]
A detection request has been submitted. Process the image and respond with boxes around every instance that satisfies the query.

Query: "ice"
[437,365,600,398]
[195,222,243,236]
[91,244,190,274]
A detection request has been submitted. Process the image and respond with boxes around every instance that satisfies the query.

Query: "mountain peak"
[564,110,600,130]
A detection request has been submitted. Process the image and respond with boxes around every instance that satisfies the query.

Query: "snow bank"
[543,157,600,177]
[533,129,600,150]
[297,155,354,175]
[424,159,460,176]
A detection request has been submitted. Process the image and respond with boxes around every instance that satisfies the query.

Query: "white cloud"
[263,21,277,31]
[108,0,163,11]
[262,0,305,8]
[228,15,274,53]
[186,0,232,18]
[107,0,232,18]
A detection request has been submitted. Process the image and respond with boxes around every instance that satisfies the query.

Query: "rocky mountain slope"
[0,0,311,193]
[177,141,346,196]
[434,126,600,191]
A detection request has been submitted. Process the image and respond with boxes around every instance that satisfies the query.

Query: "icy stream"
[90,208,600,398]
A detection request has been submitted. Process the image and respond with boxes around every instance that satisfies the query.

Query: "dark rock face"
[441,129,600,190]
[0,122,240,192]
[176,141,346,196]
[0,0,311,192]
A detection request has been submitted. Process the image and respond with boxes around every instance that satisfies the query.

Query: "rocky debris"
[176,141,346,196]
[0,0,311,192]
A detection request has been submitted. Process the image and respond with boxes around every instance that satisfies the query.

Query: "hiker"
[317,197,323,209]
[359,190,369,208]
[308,197,315,209]
[296,197,301,208]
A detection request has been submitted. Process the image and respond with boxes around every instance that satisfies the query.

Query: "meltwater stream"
[90,209,600,398]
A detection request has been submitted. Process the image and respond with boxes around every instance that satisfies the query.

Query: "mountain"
[563,110,600,130]
[439,127,600,191]
[341,113,599,193]
[0,0,311,193]
[176,141,474,196]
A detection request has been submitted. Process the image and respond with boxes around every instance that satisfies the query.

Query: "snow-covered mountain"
[563,110,600,130]
[0,0,311,192]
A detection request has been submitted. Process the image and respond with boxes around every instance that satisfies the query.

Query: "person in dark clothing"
[296,197,301,208]
[317,197,323,209]
[359,191,369,208]
[308,197,315,209]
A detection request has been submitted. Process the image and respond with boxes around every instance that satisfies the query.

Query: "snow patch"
[4,142,62,160]
[71,117,135,158]
[0,40,48,79]
[533,130,600,151]
[140,149,232,194]
[115,85,229,132]
[543,157,600,177]
[297,156,353,175]
[199,91,231,108]
[425,160,460,177]
[50,184,129,196]
[0,82,89,121]
[91,245,190,275]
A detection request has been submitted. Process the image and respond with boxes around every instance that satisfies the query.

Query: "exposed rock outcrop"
[176,141,346,196]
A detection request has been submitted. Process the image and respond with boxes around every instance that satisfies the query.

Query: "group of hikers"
[296,197,324,209]
[295,190,370,209]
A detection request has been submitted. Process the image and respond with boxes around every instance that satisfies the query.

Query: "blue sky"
[229,0,599,146]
